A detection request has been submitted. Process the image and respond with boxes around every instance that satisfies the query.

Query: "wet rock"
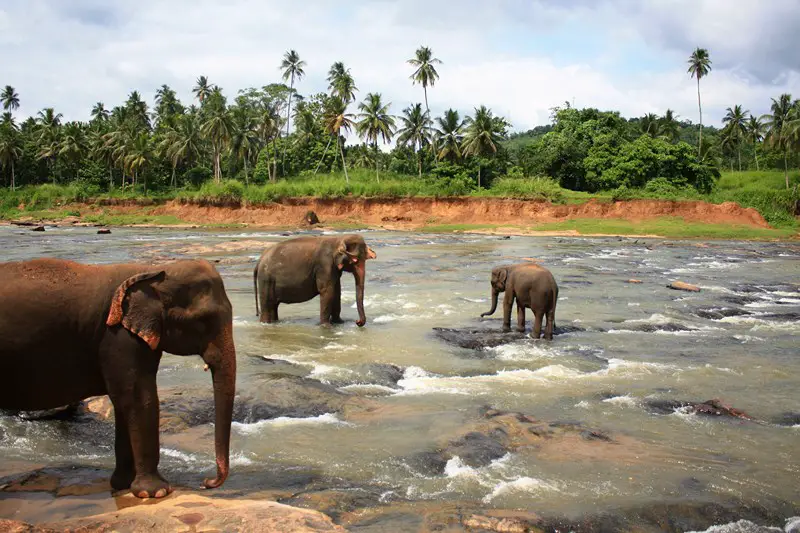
[81,396,114,420]
[668,281,701,292]
[30,226,45,232]
[757,312,800,322]
[2,403,82,421]
[722,295,762,305]
[28,493,344,532]
[432,325,587,351]
[695,307,751,320]
[255,356,311,378]
[280,486,386,521]
[96,228,111,234]
[629,322,696,333]
[627,279,643,284]
[771,412,800,427]
[645,399,753,420]
[305,210,320,225]
[355,363,404,388]
[447,431,509,468]
[462,513,544,533]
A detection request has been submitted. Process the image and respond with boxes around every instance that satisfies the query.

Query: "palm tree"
[321,96,354,183]
[327,62,357,104]
[125,91,151,132]
[88,128,116,189]
[659,109,681,143]
[745,115,765,171]
[154,84,183,129]
[462,106,505,188]
[2,86,20,112]
[687,47,712,156]
[124,133,152,193]
[229,106,259,184]
[292,101,318,147]
[407,47,441,120]
[396,103,431,178]
[721,105,748,171]
[90,102,109,124]
[58,122,87,178]
[640,113,660,137]
[0,124,22,189]
[193,76,213,105]
[762,93,799,189]
[200,89,232,183]
[356,93,395,182]
[433,109,464,162]
[280,50,306,150]
[36,108,63,184]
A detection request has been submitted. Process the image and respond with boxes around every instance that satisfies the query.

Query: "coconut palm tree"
[640,113,660,137]
[407,47,441,120]
[327,62,357,104]
[462,106,505,188]
[36,108,63,184]
[280,50,306,144]
[292,101,318,147]
[687,47,712,156]
[90,102,109,124]
[396,103,431,178]
[721,105,748,171]
[0,124,22,189]
[193,75,213,105]
[201,89,232,183]
[745,115,765,171]
[762,93,799,189]
[88,128,116,189]
[229,106,259,184]
[355,93,395,182]
[125,132,152,193]
[433,109,464,162]
[154,84,183,129]
[125,90,151,132]
[321,96,354,183]
[156,114,201,188]
[659,109,681,143]
[2,86,20,112]
[58,122,87,178]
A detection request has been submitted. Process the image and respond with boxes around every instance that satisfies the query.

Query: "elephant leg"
[516,304,526,333]
[331,279,344,324]
[270,303,279,322]
[110,413,135,491]
[545,310,555,340]
[319,287,334,326]
[532,310,544,339]
[502,292,514,333]
[259,278,272,323]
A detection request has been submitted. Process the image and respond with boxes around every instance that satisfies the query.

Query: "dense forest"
[0,46,799,198]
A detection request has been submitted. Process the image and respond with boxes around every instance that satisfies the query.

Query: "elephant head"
[106,260,236,490]
[334,235,377,327]
[481,265,510,317]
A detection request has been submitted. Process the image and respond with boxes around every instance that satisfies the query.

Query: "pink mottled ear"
[106,271,166,350]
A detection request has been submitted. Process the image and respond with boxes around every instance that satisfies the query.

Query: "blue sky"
[1,0,798,133]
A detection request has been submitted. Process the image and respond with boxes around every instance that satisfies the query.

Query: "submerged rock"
[695,307,751,320]
[646,398,753,420]
[30,226,45,232]
[431,324,587,351]
[771,412,800,427]
[96,228,111,234]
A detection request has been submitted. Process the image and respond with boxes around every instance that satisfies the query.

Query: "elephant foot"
[502,326,512,333]
[131,473,173,499]
[330,317,345,324]
[516,327,526,333]
[110,467,135,491]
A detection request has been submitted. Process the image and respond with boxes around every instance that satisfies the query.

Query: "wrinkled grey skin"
[254,235,376,327]
[481,263,559,339]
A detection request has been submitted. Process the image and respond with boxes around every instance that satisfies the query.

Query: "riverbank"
[3,196,798,240]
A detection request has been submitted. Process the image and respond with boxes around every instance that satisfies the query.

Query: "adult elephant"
[254,234,376,326]
[481,263,559,340]
[0,258,236,499]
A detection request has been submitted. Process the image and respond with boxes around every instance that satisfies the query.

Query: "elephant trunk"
[481,288,499,317]
[354,260,367,327]
[201,323,236,490]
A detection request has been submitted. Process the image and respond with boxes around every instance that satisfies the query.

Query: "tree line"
[0,46,798,196]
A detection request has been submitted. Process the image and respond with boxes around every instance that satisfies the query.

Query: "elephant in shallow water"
[0,258,237,498]
[254,234,376,326]
[481,263,559,340]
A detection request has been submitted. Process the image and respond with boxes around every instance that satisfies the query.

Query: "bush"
[183,167,213,188]
[611,185,635,202]
[487,177,566,203]
[195,180,245,203]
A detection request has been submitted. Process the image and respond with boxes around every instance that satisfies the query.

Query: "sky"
[1,0,799,133]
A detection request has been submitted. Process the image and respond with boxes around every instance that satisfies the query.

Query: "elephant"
[480,263,559,340]
[0,258,237,499]
[254,234,376,327]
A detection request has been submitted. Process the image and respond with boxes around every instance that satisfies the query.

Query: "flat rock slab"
[668,281,701,292]
[646,399,753,420]
[9,493,344,533]
[431,325,587,350]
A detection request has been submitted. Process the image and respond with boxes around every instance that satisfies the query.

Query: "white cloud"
[1,0,797,133]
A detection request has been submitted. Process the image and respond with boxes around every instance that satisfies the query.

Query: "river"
[1,225,798,531]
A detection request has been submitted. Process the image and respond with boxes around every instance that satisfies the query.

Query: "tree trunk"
[272,137,278,181]
[11,160,15,191]
[109,166,113,190]
[215,144,222,184]
[785,150,789,189]
[478,166,481,189]
[171,164,176,188]
[339,137,349,184]
[282,74,294,173]
[696,77,703,157]
[315,136,333,175]
[417,146,422,179]
[375,141,380,183]
[244,155,249,185]
[737,147,741,172]
[753,142,760,171]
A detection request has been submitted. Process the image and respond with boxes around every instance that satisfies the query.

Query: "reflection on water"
[1,225,799,525]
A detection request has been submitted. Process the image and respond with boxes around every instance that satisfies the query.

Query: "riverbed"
[1,225,798,531]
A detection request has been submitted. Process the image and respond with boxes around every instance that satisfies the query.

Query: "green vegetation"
[1,46,799,237]
[529,218,795,240]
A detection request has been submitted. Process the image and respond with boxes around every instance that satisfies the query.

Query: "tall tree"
[745,115,765,171]
[154,84,183,129]
[193,75,213,105]
[1,86,20,112]
[687,47,712,157]
[280,50,306,154]
[36,108,63,184]
[659,109,681,143]
[90,102,109,124]
[125,90,151,132]
[640,113,660,137]
[407,46,441,120]
[327,62,357,104]
[355,93,395,181]
[462,105,505,188]
[722,104,748,171]
[58,122,87,178]
[89,128,116,189]
[229,105,259,184]
[433,109,464,162]
[201,89,232,183]
[762,93,799,189]
[322,96,354,183]
[0,124,22,189]
[124,133,152,192]
[396,103,431,178]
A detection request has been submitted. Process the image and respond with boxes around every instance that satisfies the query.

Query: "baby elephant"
[481,263,559,339]
[254,234,376,326]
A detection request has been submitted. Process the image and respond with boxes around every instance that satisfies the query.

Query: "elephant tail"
[253,264,260,317]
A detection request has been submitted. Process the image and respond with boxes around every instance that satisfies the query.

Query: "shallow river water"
[1,225,799,531]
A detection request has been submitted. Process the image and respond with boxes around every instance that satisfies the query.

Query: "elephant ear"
[106,271,166,350]
[334,236,361,270]
[497,268,508,287]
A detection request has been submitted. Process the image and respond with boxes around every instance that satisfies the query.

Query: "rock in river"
[667,281,701,292]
